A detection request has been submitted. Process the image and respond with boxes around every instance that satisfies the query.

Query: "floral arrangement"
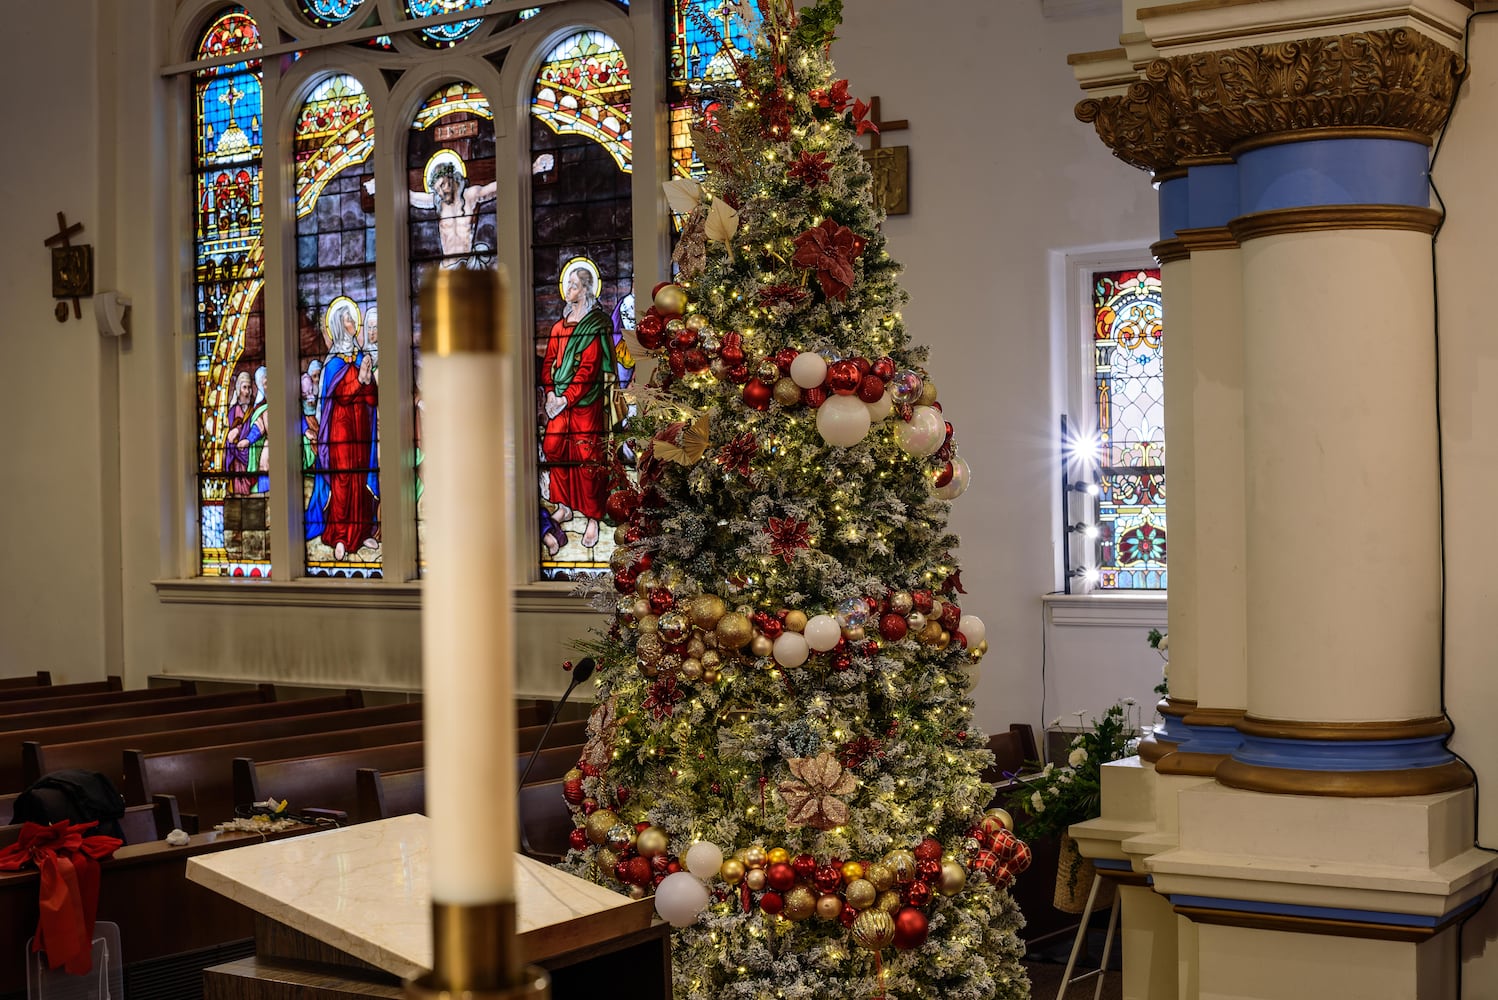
[1004,702,1139,844]
[1148,628,1168,697]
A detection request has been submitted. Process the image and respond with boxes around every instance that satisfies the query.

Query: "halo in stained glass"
[300,0,361,28]
[405,0,492,47]
[532,31,632,173]
[197,6,261,61]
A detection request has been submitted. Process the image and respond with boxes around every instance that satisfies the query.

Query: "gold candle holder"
[405,902,549,999]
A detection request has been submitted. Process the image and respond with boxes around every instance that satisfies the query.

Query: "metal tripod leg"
[1055,875,1120,1000]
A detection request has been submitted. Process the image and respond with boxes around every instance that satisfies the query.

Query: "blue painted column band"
[1170,721,1243,758]
[1237,138,1429,214]
[1170,893,1482,930]
[1186,163,1238,230]
[1158,176,1189,241]
[1229,732,1454,772]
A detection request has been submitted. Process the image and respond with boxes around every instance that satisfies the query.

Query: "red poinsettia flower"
[716,431,759,477]
[761,90,793,140]
[792,218,867,301]
[851,98,880,137]
[764,516,810,564]
[757,283,810,307]
[812,79,851,113]
[787,151,832,188]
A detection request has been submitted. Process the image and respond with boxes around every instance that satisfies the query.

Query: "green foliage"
[793,0,843,49]
[1006,704,1137,843]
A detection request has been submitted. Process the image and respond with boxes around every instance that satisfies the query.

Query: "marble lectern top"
[185,814,653,979]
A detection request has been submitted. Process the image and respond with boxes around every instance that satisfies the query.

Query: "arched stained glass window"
[668,0,756,181]
[407,81,498,569]
[1093,269,1166,590]
[294,74,382,578]
[300,0,361,28]
[406,0,492,47]
[194,7,268,577]
[531,31,633,580]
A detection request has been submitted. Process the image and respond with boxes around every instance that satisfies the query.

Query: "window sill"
[1042,591,1166,627]
[152,578,597,613]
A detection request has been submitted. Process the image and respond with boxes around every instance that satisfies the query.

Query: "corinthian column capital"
[1076,27,1465,173]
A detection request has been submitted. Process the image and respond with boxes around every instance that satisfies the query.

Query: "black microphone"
[519,658,596,856]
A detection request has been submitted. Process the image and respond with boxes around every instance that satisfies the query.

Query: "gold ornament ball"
[638,614,661,635]
[719,858,746,885]
[701,650,722,671]
[935,629,951,650]
[783,886,817,921]
[628,885,647,900]
[876,889,903,913]
[773,378,803,407]
[852,909,895,950]
[865,862,895,891]
[634,570,657,595]
[744,845,768,868]
[636,826,669,858]
[844,878,877,909]
[734,847,750,863]
[885,849,918,882]
[767,847,790,865]
[919,621,945,645]
[916,377,939,406]
[586,809,620,846]
[703,669,721,684]
[635,631,662,662]
[716,612,754,649]
[816,894,843,920]
[684,313,709,332]
[940,860,968,896]
[984,807,1014,832]
[687,635,707,658]
[841,861,865,883]
[654,283,688,315]
[596,847,620,879]
[784,610,808,633]
[688,594,727,630]
[890,592,913,615]
[750,634,775,658]
[841,625,866,643]
[613,526,630,545]
[564,768,584,783]
[631,598,651,619]
[681,658,704,681]
[636,659,659,678]
[744,868,768,891]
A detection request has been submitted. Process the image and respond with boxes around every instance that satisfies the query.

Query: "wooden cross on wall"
[860,97,911,216]
[44,212,93,322]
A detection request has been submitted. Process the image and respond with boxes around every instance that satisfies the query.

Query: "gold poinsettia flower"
[778,751,859,830]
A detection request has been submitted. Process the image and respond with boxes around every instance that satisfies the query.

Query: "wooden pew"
[520,718,588,754]
[352,743,584,824]
[0,688,268,734]
[0,676,116,701]
[123,721,425,831]
[519,779,573,862]
[517,742,585,785]
[233,742,425,821]
[22,700,424,788]
[0,679,197,719]
[0,670,50,690]
[0,793,181,849]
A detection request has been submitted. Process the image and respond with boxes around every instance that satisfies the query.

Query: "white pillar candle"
[419,267,516,905]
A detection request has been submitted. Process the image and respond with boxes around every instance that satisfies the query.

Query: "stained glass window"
[194,7,268,577]
[405,0,492,47]
[300,0,360,28]
[407,82,498,569]
[294,74,381,578]
[1092,269,1166,590]
[532,32,634,581]
[668,0,756,181]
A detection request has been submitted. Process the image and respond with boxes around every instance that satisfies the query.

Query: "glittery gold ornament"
[884,849,918,883]
[614,526,629,545]
[636,634,663,664]
[681,658,704,681]
[686,635,707,658]
[744,845,768,868]
[658,610,690,642]
[844,878,877,909]
[659,654,682,675]
[635,570,657,595]
[638,614,661,634]
[720,858,746,884]
[688,594,727,630]
[684,313,709,332]
[715,612,753,649]
[816,894,843,920]
[890,592,913,615]
[745,868,767,891]
[564,768,583,783]
[852,909,895,950]
[841,625,866,643]
[750,634,774,657]
[916,377,939,406]
[774,378,802,407]
[865,862,895,892]
[636,826,668,858]
[841,861,866,883]
[939,860,968,895]
[919,621,944,645]
[596,846,620,879]
[767,847,790,864]
[586,809,620,845]
[783,885,817,921]
[784,610,808,632]
[876,889,902,913]
[701,650,722,671]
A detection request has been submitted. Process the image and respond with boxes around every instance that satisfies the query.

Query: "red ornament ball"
[892,906,930,950]
[1010,841,1033,874]
[969,849,999,879]
[913,837,943,863]
[879,612,909,642]
[827,360,862,395]
[939,602,962,630]
[979,813,1011,843]
[605,489,639,525]
[742,379,773,411]
[863,639,880,657]
[839,903,859,928]
[759,891,784,915]
[685,348,710,373]
[612,569,637,595]
[814,865,843,893]
[775,347,800,373]
[672,325,699,350]
[857,374,886,404]
[616,785,631,804]
[720,344,746,365]
[905,880,932,908]
[932,462,955,489]
[626,856,654,886]
[766,862,796,892]
[991,864,1016,889]
[992,829,1020,863]
[917,859,942,884]
[793,854,818,880]
[648,589,675,615]
[667,349,687,377]
[728,362,753,385]
[760,617,784,639]
[854,356,872,376]
[637,312,666,350]
[873,356,897,381]
[568,828,588,851]
[802,386,829,409]
[832,652,853,671]
[563,777,586,804]
[912,590,934,614]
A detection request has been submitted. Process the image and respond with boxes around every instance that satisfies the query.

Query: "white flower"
[1068,747,1089,767]
[1057,769,1073,784]
[1158,635,1169,651]
[1042,762,1055,776]
[1123,697,1136,706]
[1031,791,1045,813]
[1049,717,1062,728]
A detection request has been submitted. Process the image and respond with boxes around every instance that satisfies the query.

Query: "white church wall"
[0,1,111,685]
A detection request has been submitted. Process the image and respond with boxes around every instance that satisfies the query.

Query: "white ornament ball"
[866,389,893,423]
[654,870,710,927]
[804,614,842,652]
[933,456,971,499]
[684,841,725,880]
[789,351,829,389]
[896,405,945,457]
[958,614,986,648]
[816,393,873,447]
[773,631,810,668]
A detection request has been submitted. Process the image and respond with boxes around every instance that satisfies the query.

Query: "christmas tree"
[560,2,1030,997]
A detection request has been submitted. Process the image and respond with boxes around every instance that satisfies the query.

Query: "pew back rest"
[23,700,423,788]
[0,794,180,849]
[123,720,424,830]
[0,681,195,720]
[354,767,424,823]
[235,742,425,821]
[517,718,588,754]
[0,677,119,702]
[516,743,585,785]
[0,689,268,734]
[519,779,573,862]
[0,671,50,691]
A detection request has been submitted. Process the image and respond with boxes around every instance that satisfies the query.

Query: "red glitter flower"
[788,151,832,188]
[716,432,759,477]
[757,283,810,307]
[839,735,885,770]
[764,516,810,564]
[643,675,684,720]
[792,218,867,301]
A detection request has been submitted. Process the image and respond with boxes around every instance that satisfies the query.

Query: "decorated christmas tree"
[560,2,1031,997]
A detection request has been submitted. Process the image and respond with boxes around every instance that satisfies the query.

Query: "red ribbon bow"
[0,820,122,973]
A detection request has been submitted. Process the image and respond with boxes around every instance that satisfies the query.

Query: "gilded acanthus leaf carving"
[1076,28,1466,173]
